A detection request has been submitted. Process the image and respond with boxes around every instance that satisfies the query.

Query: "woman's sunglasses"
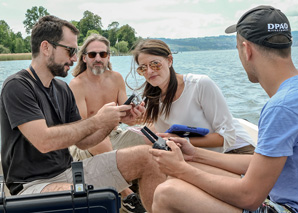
[48,41,77,57]
[85,51,109,59]
[137,61,163,76]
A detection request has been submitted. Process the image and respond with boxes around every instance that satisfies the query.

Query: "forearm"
[190,133,224,147]
[191,147,252,175]
[75,124,113,150]
[178,163,253,210]
[44,116,110,152]
[179,154,283,210]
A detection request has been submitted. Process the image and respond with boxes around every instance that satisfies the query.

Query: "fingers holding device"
[141,126,171,151]
[124,92,144,107]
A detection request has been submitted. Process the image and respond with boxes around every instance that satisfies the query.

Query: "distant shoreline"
[0,53,32,61]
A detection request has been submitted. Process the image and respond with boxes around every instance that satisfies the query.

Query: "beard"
[91,66,106,75]
[90,61,108,75]
[47,54,73,77]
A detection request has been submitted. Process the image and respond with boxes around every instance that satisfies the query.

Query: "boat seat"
[236,118,258,146]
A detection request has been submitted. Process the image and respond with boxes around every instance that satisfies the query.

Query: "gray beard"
[91,66,106,75]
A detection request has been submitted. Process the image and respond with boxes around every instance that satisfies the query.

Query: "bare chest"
[85,84,119,117]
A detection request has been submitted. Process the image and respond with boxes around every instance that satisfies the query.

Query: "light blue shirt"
[256,75,298,211]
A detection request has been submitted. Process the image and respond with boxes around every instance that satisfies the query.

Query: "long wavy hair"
[72,33,112,77]
[129,39,178,123]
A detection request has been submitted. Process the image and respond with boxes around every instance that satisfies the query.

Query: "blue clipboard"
[165,124,209,137]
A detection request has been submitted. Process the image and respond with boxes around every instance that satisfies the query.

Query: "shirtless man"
[69,34,146,212]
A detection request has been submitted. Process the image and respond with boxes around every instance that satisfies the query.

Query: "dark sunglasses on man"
[47,41,78,57]
[85,51,109,59]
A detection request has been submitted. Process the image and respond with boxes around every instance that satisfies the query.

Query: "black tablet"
[165,124,209,137]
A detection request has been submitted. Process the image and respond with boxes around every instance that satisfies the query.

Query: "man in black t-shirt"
[0,15,165,212]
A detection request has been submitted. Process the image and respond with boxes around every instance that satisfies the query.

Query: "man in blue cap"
[149,5,298,213]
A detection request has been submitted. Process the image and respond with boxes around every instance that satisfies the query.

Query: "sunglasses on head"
[48,41,77,57]
[137,61,163,76]
[85,51,109,59]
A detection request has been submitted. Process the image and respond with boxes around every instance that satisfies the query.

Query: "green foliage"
[0,44,10,53]
[0,20,12,48]
[15,38,25,53]
[70,20,79,28]
[23,36,31,53]
[1,6,138,55]
[23,6,50,34]
[78,11,103,37]
[116,24,136,50]
[107,22,120,46]
[115,41,129,54]
[86,30,100,38]
[110,46,117,55]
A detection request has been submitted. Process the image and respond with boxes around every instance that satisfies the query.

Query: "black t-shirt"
[0,69,81,195]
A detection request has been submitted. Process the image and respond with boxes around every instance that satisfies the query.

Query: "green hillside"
[156,31,298,52]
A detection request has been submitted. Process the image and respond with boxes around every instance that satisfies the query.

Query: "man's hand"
[95,102,132,130]
[120,102,146,125]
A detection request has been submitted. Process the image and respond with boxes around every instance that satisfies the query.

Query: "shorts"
[110,126,146,150]
[225,145,255,155]
[19,150,130,195]
[69,126,146,161]
[243,198,296,213]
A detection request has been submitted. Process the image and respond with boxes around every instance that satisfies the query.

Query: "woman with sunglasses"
[128,39,255,153]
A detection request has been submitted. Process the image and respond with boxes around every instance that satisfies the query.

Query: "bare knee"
[152,181,178,212]
[41,183,72,193]
[117,145,153,179]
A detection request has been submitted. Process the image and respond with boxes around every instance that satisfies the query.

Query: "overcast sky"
[1,0,298,39]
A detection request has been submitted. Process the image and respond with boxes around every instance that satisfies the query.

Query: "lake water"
[1,47,298,126]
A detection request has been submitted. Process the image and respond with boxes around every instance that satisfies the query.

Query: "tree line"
[0,6,140,54]
[2,6,297,55]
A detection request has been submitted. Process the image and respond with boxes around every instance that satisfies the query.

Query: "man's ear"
[40,40,52,57]
[242,41,253,61]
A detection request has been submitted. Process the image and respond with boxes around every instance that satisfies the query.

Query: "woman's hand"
[157,134,197,161]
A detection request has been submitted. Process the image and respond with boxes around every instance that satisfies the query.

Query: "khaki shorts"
[19,150,130,195]
[69,126,146,161]
[225,145,255,155]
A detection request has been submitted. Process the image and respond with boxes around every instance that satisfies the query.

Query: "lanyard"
[29,65,62,123]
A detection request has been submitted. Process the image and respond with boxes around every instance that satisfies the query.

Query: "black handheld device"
[124,94,136,105]
[141,126,171,151]
[123,92,143,106]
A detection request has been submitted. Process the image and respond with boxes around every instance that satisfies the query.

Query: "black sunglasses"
[48,41,77,57]
[85,51,109,59]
